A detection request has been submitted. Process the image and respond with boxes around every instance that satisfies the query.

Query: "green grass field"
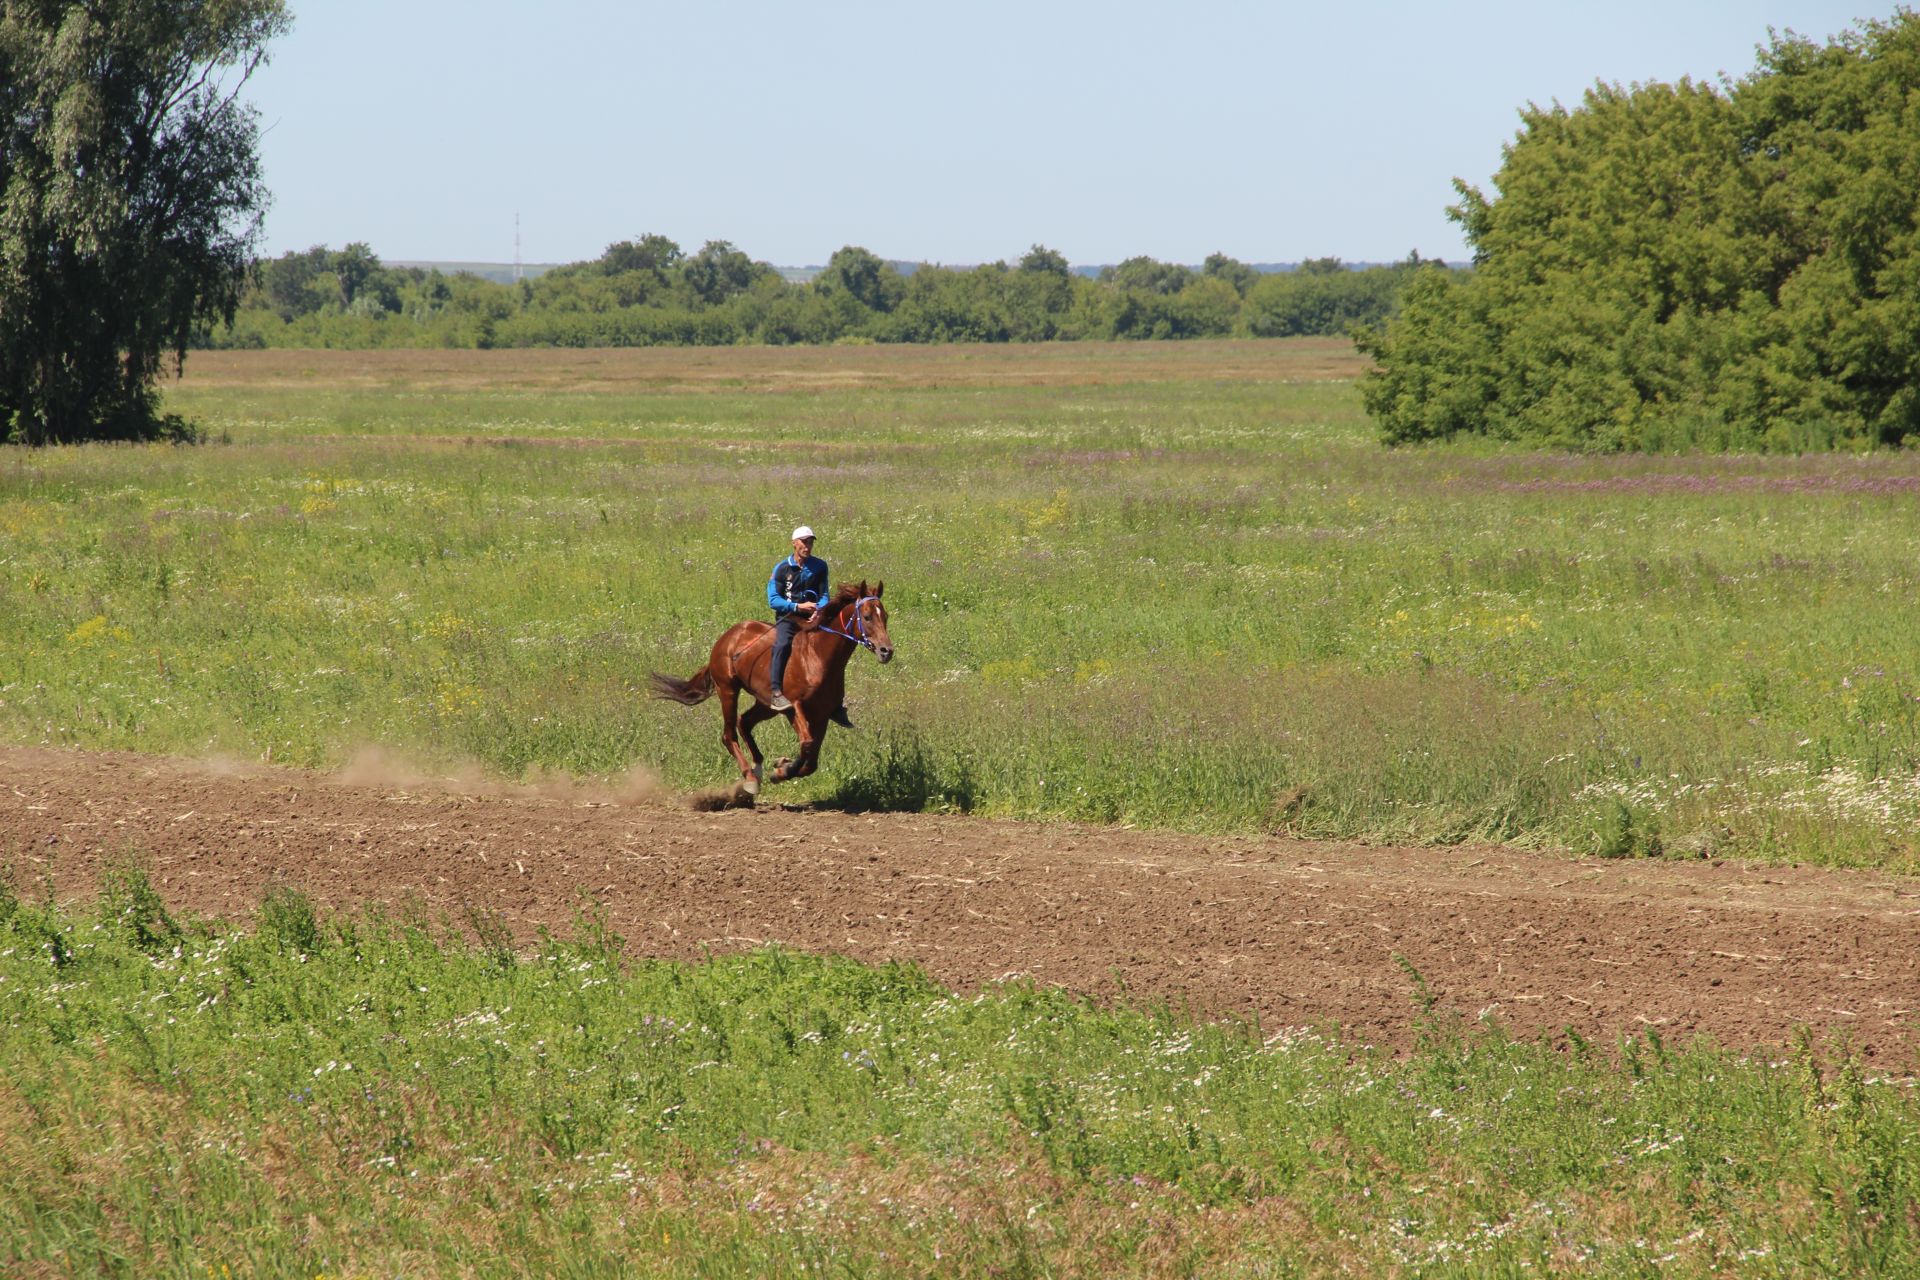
[2,339,1917,867]
[7,342,1920,1276]
[3,878,1915,1278]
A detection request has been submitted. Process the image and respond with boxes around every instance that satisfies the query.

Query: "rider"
[766,525,829,712]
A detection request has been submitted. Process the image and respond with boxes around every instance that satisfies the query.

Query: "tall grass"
[4,875,1917,1277]
[0,341,1916,866]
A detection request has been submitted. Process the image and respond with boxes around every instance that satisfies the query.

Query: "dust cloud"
[327,745,663,806]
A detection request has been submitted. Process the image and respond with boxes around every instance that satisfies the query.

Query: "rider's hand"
[796,602,816,615]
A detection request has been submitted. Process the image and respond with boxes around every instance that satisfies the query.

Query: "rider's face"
[793,536,815,560]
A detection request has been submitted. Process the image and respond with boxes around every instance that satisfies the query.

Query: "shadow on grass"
[820,730,976,814]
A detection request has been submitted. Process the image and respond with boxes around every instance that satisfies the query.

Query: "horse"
[649,581,893,794]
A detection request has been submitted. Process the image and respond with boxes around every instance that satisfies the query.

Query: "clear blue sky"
[245,0,1887,267]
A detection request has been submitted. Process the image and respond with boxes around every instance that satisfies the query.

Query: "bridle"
[815,596,883,652]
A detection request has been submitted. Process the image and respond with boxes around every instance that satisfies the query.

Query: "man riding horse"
[649,525,892,794]
[766,525,826,712]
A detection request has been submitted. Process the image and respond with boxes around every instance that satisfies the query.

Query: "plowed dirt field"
[7,746,1917,1059]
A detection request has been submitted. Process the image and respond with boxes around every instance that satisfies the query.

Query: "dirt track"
[6,746,1917,1060]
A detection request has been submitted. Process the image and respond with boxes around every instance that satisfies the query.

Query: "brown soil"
[6,746,1917,1060]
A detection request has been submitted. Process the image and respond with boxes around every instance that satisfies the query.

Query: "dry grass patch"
[173,337,1365,395]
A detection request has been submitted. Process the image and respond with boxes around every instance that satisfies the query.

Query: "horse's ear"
[857,579,869,598]
[874,580,884,598]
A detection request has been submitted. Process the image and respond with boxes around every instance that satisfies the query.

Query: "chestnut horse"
[649,581,893,793]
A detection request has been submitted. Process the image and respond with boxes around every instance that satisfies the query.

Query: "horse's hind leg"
[718,685,759,786]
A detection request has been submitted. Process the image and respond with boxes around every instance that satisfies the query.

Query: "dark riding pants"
[769,614,801,695]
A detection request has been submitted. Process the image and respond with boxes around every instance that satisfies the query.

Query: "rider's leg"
[768,615,798,710]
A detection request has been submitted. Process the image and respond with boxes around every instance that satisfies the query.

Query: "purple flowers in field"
[1444,453,1920,496]
[1494,474,1920,496]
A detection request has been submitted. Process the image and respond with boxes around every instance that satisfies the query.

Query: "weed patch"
[3,892,1917,1275]
[0,342,1911,868]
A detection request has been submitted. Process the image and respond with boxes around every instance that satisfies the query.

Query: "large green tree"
[598,233,682,280]
[815,245,904,313]
[680,240,767,306]
[1201,251,1258,296]
[1361,12,1920,452]
[0,0,287,444]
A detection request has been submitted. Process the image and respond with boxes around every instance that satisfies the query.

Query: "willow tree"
[0,1,289,444]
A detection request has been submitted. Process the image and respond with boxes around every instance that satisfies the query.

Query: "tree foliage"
[210,241,1451,351]
[1359,13,1920,452]
[680,239,768,306]
[816,245,904,313]
[1102,255,1194,296]
[1202,252,1259,295]
[1245,254,1433,338]
[0,0,287,443]
[1018,244,1070,278]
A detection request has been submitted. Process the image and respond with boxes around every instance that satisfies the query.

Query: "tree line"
[202,242,1452,350]
[1360,11,1920,452]
[9,1,1448,446]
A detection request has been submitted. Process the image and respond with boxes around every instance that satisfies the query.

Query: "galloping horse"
[649,581,893,794]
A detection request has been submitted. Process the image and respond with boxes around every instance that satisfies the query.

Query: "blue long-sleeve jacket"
[768,555,830,615]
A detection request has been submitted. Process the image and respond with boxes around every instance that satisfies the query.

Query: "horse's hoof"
[742,774,760,797]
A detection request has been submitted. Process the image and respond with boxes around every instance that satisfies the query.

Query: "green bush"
[1361,13,1920,451]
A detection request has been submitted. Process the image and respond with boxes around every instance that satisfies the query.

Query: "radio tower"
[513,213,522,284]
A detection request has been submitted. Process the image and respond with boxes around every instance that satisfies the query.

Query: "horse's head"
[836,579,893,663]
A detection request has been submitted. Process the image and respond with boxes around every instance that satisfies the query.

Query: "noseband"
[816,596,882,652]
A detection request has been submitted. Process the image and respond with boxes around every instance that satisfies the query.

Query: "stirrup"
[768,691,793,712]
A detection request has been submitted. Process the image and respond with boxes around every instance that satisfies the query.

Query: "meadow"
[0,339,1917,867]
[3,877,1916,1277]
[7,341,1920,1276]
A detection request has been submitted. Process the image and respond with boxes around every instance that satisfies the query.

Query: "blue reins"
[814,596,880,651]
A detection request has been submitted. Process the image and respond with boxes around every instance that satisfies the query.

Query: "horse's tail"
[649,666,715,706]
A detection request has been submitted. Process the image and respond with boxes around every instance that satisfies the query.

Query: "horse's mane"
[815,581,868,627]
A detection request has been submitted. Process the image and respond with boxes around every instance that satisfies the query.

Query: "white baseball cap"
[791,525,815,541]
